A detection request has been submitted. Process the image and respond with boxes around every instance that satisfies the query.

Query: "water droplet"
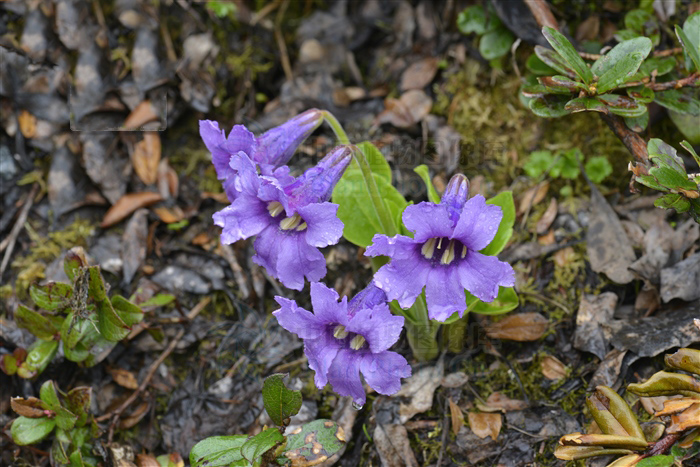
[352,402,364,410]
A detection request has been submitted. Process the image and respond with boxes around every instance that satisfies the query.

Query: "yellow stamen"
[462,245,467,258]
[437,238,443,249]
[350,335,366,350]
[441,240,456,265]
[421,238,437,259]
[296,222,308,231]
[267,201,284,218]
[280,214,302,230]
[333,325,348,339]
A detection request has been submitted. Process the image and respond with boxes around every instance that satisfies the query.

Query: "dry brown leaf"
[448,398,465,435]
[18,110,37,138]
[376,90,432,128]
[576,15,600,42]
[538,230,556,246]
[119,400,150,429]
[108,367,139,390]
[476,392,528,413]
[11,397,47,418]
[485,313,548,341]
[101,192,163,228]
[536,198,558,234]
[123,100,159,129]
[400,57,439,91]
[467,412,501,440]
[135,454,160,467]
[655,398,699,416]
[669,402,700,432]
[132,132,161,185]
[157,159,179,199]
[153,206,184,224]
[517,182,549,215]
[553,246,576,267]
[640,396,672,415]
[541,355,568,380]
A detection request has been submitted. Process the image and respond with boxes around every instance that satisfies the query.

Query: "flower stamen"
[333,325,349,339]
[267,201,284,218]
[280,213,303,230]
[421,238,437,259]
[350,335,366,350]
[296,222,308,231]
[462,245,467,258]
[441,240,456,265]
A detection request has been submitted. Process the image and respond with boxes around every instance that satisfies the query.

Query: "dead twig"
[274,0,293,82]
[0,184,39,275]
[126,296,210,341]
[524,0,559,30]
[600,113,649,164]
[435,402,450,467]
[220,242,250,299]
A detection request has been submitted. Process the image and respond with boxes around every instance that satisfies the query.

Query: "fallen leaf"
[153,206,184,224]
[669,402,700,433]
[11,397,47,418]
[157,159,179,199]
[442,371,469,388]
[108,367,138,390]
[18,110,37,138]
[655,398,698,416]
[449,398,465,435]
[468,412,501,440]
[123,100,160,129]
[119,400,150,429]
[660,253,700,302]
[132,132,161,185]
[135,454,160,467]
[400,57,439,91]
[575,15,600,42]
[517,182,549,215]
[121,209,149,284]
[536,198,558,234]
[397,358,443,423]
[541,355,568,380]
[101,192,163,228]
[375,90,433,128]
[476,392,528,413]
[586,184,636,284]
[574,292,618,360]
[373,424,419,467]
[485,313,548,341]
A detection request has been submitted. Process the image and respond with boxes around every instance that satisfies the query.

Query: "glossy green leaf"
[625,9,653,32]
[95,299,130,342]
[241,428,284,463]
[1,353,19,375]
[585,156,613,183]
[87,266,107,301]
[529,95,571,118]
[17,339,59,379]
[63,247,87,281]
[137,293,176,308]
[111,295,144,326]
[39,380,61,411]
[354,142,391,183]
[189,435,249,467]
[11,416,56,445]
[30,282,72,311]
[627,370,700,397]
[565,97,608,113]
[670,110,700,144]
[682,12,700,71]
[526,53,558,75]
[655,89,700,116]
[480,191,515,256]
[677,25,700,71]
[542,26,593,84]
[61,311,89,350]
[16,305,58,340]
[55,406,78,431]
[636,455,675,467]
[592,37,652,76]
[625,112,649,133]
[65,387,92,427]
[626,86,654,104]
[282,419,345,465]
[538,75,586,94]
[614,29,639,42]
[413,165,441,203]
[262,373,302,426]
[479,27,514,60]
[637,56,675,77]
[457,5,487,35]
[596,53,645,94]
[471,287,519,315]
[534,46,578,79]
[655,193,691,213]
[597,94,647,117]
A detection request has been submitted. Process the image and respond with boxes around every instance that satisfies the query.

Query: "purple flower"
[199,109,323,200]
[365,174,515,322]
[213,146,352,290]
[273,282,411,405]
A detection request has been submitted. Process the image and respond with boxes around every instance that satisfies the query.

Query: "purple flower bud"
[365,178,515,322]
[273,282,411,405]
[213,146,352,290]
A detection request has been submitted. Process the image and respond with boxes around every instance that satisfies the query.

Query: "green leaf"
[189,435,250,467]
[676,25,700,71]
[523,150,555,178]
[30,282,73,311]
[683,11,700,71]
[39,380,61,411]
[95,299,130,342]
[457,5,487,35]
[637,56,675,77]
[565,97,608,113]
[614,29,640,42]
[17,339,59,379]
[681,140,700,166]
[541,26,594,84]
[626,86,654,104]
[627,370,700,397]
[333,171,408,248]
[63,248,87,281]
[354,142,391,183]
[111,295,144,326]
[1,353,19,375]
[529,95,571,118]
[61,311,89,349]
[65,387,92,427]
[241,428,284,463]
[585,156,613,183]
[471,287,519,315]
[16,305,58,340]
[282,420,345,465]
[635,455,675,467]
[655,193,692,213]
[262,374,302,426]
[670,110,700,144]
[625,9,652,32]
[413,165,441,203]
[552,149,581,180]
[538,75,586,94]
[55,406,78,431]
[597,94,647,117]
[596,53,645,94]
[654,89,700,115]
[87,266,107,301]
[479,27,514,60]
[534,46,578,79]
[592,37,652,76]
[526,54,558,75]
[137,293,176,308]
[624,112,649,133]
[11,416,56,445]
[481,191,515,256]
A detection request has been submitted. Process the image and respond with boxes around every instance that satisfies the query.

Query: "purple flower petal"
[305,334,342,388]
[346,304,404,353]
[199,120,232,180]
[451,195,503,251]
[327,348,366,405]
[373,258,431,309]
[213,195,270,244]
[402,203,456,242]
[457,251,515,302]
[297,202,344,248]
[275,234,327,290]
[252,225,283,278]
[424,266,467,321]
[365,234,419,260]
[221,124,256,161]
[310,282,350,326]
[272,297,325,340]
[360,351,411,396]
[255,109,323,167]
[228,152,261,196]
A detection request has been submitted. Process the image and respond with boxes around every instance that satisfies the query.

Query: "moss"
[169,143,222,194]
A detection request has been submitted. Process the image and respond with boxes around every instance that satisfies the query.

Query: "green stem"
[443,314,469,354]
[403,295,439,361]
[353,147,397,237]
[321,111,350,145]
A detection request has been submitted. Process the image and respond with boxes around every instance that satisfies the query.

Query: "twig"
[524,0,559,30]
[581,47,684,61]
[220,242,250,299]
[274,0,293,82]
[126,296,210,341]
[645,72,699,91]
[639,432,681,459]
[0,184,39,275]
[600,113,649,164]
[250,0,282,26]
[435,403,450,467]
[97,327,186,441]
